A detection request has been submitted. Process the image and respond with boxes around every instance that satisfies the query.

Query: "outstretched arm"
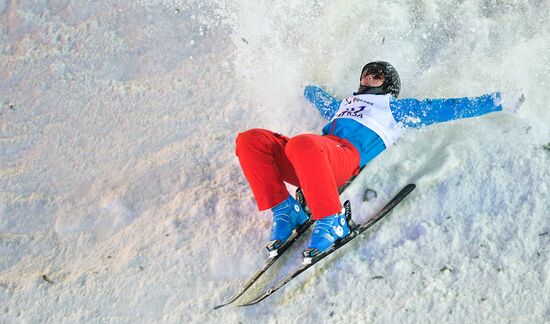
[390,93,507,128]
[304,85,341,120]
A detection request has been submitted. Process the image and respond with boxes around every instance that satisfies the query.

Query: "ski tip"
[213,296,239,310]
[401,183,416,195]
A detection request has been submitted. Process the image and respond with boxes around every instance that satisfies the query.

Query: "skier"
[235,61,524,257]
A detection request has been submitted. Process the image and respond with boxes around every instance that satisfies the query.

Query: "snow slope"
[0,0,549,323]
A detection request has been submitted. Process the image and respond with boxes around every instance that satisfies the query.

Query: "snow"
[1,0,549,323]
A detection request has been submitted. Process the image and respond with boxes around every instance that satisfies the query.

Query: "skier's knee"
[235,128,271,156]
[236,128,263,147]
[285,134,321,158]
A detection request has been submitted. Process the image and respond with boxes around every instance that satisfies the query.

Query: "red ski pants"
[235,128,360,219]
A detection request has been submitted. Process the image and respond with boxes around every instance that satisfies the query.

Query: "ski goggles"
[361,64,386,80]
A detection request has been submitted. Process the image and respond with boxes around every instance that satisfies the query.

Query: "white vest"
[331,94,403,147]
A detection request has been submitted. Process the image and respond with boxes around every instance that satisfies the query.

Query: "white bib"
[331,94,403,147]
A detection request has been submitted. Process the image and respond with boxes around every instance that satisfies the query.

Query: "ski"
[238,183,416,306]
[214,169,365,309]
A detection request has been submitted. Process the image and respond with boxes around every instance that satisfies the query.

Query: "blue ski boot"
[266,195,309,252]
[303,211,350,258]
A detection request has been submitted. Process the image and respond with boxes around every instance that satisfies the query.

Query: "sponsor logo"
[345,96,374,105]
[336,105,368,119]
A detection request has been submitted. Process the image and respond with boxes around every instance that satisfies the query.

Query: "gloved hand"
[497,90,525,113]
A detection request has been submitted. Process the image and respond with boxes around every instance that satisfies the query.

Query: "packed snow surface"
[1,0,549,323]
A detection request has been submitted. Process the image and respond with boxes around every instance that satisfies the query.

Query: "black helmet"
[355,61,401,98]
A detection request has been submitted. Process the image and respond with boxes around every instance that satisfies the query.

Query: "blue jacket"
[304,85,504,166]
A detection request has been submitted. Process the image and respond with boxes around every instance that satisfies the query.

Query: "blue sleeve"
[390,93,503,128]
[304,85,341,120]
